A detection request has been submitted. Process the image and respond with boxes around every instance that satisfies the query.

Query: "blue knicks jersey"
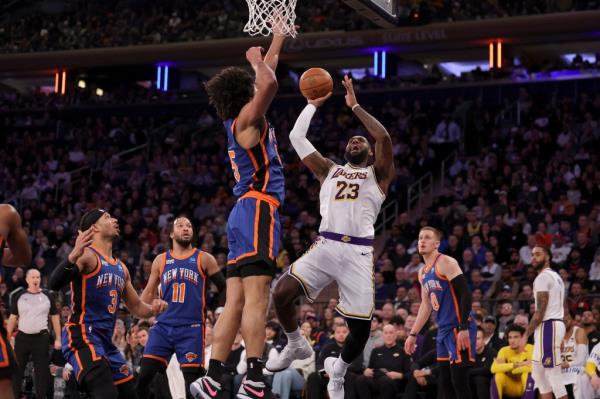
[421,254,472,332]
[157,249,206,326]
[225,118,285,204]
[69,247,127,331]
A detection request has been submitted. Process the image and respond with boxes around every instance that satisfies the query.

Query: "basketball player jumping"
[49,209,167,399]
[519,246,568,399]
[0,204,32,399]
[405,227,477,399]
[190,30,287,399]
[137,216,225,399]
[265,75,395,399]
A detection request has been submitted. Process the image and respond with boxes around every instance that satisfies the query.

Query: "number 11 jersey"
[318,164,385,238]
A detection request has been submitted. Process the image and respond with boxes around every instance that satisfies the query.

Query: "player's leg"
[190,276,244,398]
[327,243,373,389]
[438,332,458,399]
[268,239,332,372]
[80,361,119,398]
[438,361,457,399]
[0,332,16,399]
[137,357,167,398]
[174,324,206,398]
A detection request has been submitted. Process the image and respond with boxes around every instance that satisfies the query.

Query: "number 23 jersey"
[318,164,385,238]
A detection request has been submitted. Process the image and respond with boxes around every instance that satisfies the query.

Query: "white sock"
[285,328,303,345]
[333,356,350,375]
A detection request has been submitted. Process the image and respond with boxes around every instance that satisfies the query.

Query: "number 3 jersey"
[157,249,206,326]
[68,246,127,331]
[319,164,385,238]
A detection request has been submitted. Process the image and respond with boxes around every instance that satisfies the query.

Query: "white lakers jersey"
[318,164,385,238]
[533,268,565,321]
[562,326,584,384]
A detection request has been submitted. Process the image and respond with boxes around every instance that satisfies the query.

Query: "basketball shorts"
[143,322,205,369]
[436,323,477,364]
[227,191,281,278]
[62,323,133,385]
[0,329,17,379]
[288,236,374,320]
[533,319,565,368]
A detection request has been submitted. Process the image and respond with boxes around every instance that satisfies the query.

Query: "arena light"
[54,72,59,93]
[489,43,494,69]
[373,52,379,77]
[156,66,162,90]
[163,66,169,92]
[61,71,66,95]
[497,42,502,69]
[77,80,86,89]
[95,88,104,96]
[381,51,387,79]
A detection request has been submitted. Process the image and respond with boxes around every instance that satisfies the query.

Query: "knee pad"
[80,362,119,399]
[531,363,552,394]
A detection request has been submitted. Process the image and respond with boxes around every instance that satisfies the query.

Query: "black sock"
[246,357,264,382]
[207,359,225,383]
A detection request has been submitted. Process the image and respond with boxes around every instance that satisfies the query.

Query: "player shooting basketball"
[265,75,395,399]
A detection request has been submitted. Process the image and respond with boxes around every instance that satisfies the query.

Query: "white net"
[243,0,298,38]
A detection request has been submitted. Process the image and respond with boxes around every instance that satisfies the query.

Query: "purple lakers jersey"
[157,249,206,326]
[69,246,127,331]
[225,117,285,204]
[421,254,473,332]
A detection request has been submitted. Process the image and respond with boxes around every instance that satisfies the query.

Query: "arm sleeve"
[449,274,472,329]
[491,348,514,374]
[49,258,80,290]
[289,104,317,159]
[208,270,226,293]
[46,291,58,315]
[9,293,19,316]
[573,343,589,367]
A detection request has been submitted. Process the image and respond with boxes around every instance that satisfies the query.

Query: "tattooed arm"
[521,291,548,350]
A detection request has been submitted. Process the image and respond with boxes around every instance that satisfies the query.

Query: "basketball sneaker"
[324,357,345,399]
[190,376,222,399]
[237,379,268,399]
[265,338,312,372]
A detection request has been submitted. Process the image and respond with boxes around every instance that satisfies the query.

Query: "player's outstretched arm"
[289,93,335,183]
[0,204,31,266]
[123,269,167,319]
[342,75,395,194]
[264,16,288,72]
[235,47,278,149]
[140,253,165,304]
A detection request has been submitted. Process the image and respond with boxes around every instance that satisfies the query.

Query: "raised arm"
[140,253,165,304]
[0,204,32,266]
[289,94,335,183]
[341,75,395,194]
[49,229,97,290]
[235,47,278,149]
[264,26,286,71]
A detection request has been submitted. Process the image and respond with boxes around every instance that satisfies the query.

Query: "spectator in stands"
[355,324,411,399]
[519,235,536,266]
[551,234,572,267]
[581,311,600,352]
[483,316,504,351]
[490,324,533,399]
[362,315,384,369]
[469,327,496,399]
[568,282,590,313]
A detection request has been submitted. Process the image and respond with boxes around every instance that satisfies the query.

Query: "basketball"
[299,68,333,100]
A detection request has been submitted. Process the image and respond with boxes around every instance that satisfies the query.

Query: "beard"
[344,148,369,165]
[174,237,192,247]
[531,259,545,270]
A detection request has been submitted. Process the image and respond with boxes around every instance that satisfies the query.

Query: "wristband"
[351,104,360,111]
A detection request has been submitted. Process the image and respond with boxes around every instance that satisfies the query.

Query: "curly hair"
[205,67,254,120]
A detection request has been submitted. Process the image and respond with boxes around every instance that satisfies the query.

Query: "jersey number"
[172,283,186,303]
[228,150,240,182]
[108,290,117,314]
[334,181,359,200]
[430,292,440,312]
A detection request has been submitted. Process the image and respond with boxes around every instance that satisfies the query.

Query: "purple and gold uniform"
[61,246,132,384]
[143,249,206,368]
[225,117,284,277]
[420,254,476,364]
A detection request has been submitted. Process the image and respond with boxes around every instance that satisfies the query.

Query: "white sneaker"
[265,339,312,372]
[324,357,345,399]
[237,378,267,399]
[189,376,222,399]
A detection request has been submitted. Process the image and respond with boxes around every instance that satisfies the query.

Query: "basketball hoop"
[243,0,298,38]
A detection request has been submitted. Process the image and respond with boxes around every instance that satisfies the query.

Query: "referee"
[6,268,61,398]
